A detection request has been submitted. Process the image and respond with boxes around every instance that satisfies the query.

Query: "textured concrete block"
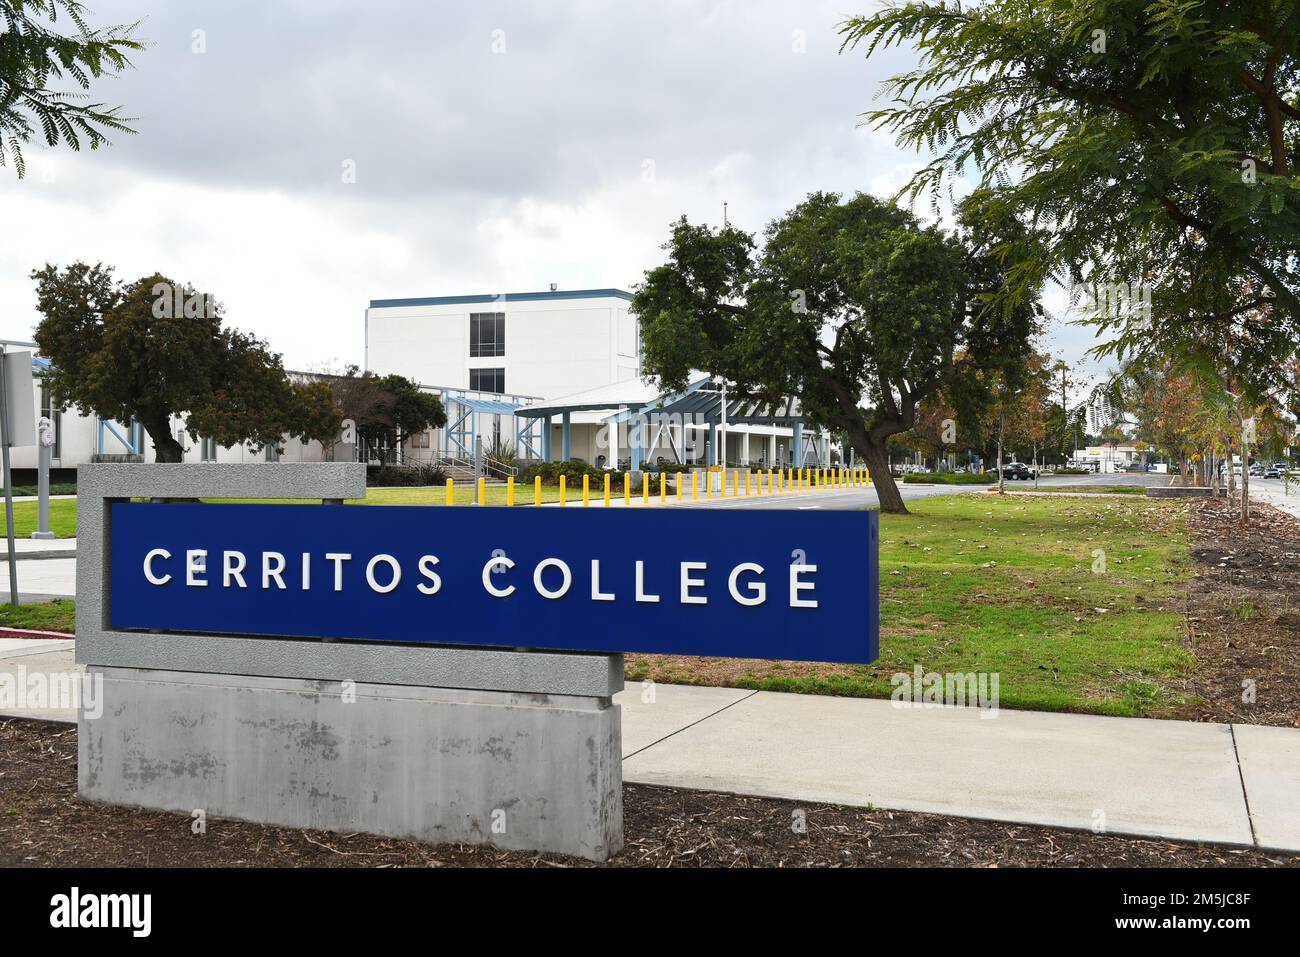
[79,667,623,861]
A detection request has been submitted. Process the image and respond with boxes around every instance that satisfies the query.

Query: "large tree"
[32,262,342,462]
[841,1,1300,338]
[323,366,445,463]
[631,191,1040,513]
[0,0,142,176]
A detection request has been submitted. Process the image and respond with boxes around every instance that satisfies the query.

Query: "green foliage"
[484,435,517,468]
[321,366,444,460]
[521,459,627,490]
[901,471,989,484]
[632,191,1040,513]
[0,0,142,176]
[366,463,448,487]
[841,1,1300,355]
[31,261,342,462]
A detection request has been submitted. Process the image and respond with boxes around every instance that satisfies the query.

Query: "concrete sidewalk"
[2,647,1296,854]
[0,537,77,561]
[616,685,1298,852]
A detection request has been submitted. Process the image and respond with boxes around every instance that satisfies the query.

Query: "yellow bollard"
[604,472,611,507]
[507,476,515,506]
[624,473,631,506]
[705,470,712,498]
[534,475,542,506]
[691,471,698,500]
[642,474,650,504]
[676,471,683,501]
[446,478,455,505]
[767,469,773,494]
[477,477,486,506]
[732,470,739,497]
[745,471,752,496]
[559,474,567,506]
[583,473,590,507]
[659,471,666,503]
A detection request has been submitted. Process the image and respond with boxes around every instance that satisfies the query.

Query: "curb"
[0,626,75,641]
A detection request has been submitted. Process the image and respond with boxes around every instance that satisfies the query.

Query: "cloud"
[0,0,1104,378]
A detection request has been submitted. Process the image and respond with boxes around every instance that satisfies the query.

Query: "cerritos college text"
[138,544,822,608]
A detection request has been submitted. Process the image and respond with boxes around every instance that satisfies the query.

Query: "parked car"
[1265,465,1282,479]
[1001,461,1037,480]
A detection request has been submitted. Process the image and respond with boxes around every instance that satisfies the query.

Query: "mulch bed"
[1179,497,1300,726]
[1,719,1293,868]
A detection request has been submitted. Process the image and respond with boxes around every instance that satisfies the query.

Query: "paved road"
[671,469,1165,511]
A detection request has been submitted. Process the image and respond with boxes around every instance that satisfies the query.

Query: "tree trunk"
[996,416,1005,494]
[1241,417,1251,521]
[143,418,184,463]
[855,439,907,514]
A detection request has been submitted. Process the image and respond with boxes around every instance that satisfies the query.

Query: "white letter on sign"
[262,552,286,589]
[144,548,172,585]
[635,560,659,604]
[417,555,442,595]
[591,560,615,601]
[223,551,247,588]
[366,554,401,593]
[325,553,351,591]
[533,558,572,599]
[729,563,766,606]
[187,549,208,587]
[789,564,818,608]
[680,562,707,604]
[483,556,515,597]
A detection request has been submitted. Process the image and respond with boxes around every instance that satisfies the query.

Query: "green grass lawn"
[0,499,78,538]
[1012,484,1148,495]
[0,599,75,634]
[626,494,1194,718]
[1,489,1196,719]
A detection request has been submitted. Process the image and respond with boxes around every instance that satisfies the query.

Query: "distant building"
[365,287,834,470]
[1070,443,1147,473]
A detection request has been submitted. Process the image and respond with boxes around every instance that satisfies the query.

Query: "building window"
[469,312,505,357]
[409,431,430,449]
[470,367,505,394]
[265,444,280,462]
[201,436,218,462]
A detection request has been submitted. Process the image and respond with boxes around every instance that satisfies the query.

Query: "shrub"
[901,472,991,485]
[367,463,448,487]
[522,459,625,489]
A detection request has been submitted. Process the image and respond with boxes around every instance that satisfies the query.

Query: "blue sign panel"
[109,503,878,664]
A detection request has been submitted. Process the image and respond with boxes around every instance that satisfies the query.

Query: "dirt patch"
[1179,498,1300,726]
[1,719,1293,868]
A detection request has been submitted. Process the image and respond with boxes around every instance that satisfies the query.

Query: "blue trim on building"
[368,288,633,309]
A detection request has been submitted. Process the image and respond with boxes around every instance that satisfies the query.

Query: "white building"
[6,286,836,475]
[365,288,834,470]
[1070,444,1148,473]
[365,288,640,399]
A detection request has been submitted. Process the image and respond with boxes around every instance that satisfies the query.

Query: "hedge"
[901,472,991,485]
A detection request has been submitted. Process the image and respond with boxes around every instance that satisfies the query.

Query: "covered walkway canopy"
[516,375,823,467]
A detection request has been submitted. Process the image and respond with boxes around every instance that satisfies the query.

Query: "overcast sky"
[0,0,1107,393]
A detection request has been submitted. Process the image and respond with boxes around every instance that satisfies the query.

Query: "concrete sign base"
[76,464,625,862]
[79,667,623,860]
